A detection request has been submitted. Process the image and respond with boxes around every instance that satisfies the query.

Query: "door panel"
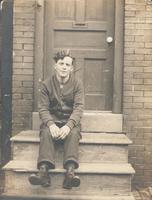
[44,0,115,110]
[54,31,106,48]
[55,0,75,19]
[84,59,105,110]
[86,0,107,20]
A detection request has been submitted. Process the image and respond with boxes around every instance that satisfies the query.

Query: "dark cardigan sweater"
[39,74,84,130]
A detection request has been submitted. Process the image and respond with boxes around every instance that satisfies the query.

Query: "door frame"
[34,0,124,114]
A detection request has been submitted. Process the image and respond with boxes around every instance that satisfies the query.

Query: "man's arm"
[39,82,60,138]
[66,79,84,130]
[39,82,54,127]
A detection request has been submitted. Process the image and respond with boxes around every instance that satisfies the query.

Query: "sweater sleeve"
[39,82,55,127]
[66,79,84,129]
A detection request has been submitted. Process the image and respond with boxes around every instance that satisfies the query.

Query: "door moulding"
[112,0,125,113]
[34,0,45,111]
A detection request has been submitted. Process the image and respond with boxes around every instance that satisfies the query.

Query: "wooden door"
[44,0,115,111]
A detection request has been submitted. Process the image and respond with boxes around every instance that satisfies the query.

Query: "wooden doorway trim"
[34,0,45,111]
[34,0,125,113]
[112,0,125,113]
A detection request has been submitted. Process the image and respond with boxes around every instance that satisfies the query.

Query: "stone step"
[1,193,135,200]
[3,161,135,196]
[11,131,132,164]
[32,111,123,132]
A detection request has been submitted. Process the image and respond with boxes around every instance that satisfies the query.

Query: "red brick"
[13,56,23,62]
[144,103,152,108]
[125,41,144,48]
[12,94,22,99]
[124,67,143,72]
[145,55,152,60]
[144,67,152,72]
[23,94,33,100]
[144,79,152,84]
[24,44,34,50]
[144,91,152,96]
[135,35,144,42]
[124,102,143,108]
[13,63,33,69]
[133,97,152,103]
[125,11,136,17]
[14,50,34,57]
[13,75,33,81]
[14,38,34,44]
[145,42,152,48]
[124,91,144,96]
[13,69,33,75]
[125,48,135,54]
[22,81,33,87]
[14,25,34,32]
[13,44,23,50]
[124,78,144,84]
[23,57,34,63]
[134,72,152,79]
[14,13,34,19]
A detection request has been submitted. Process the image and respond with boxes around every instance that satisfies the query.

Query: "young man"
[29,50,84,189]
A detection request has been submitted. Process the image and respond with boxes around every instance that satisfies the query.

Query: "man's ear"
[54,64,57,70]
[70,66,74,72]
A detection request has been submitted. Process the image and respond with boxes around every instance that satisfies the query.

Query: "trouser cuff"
[37,160,55,170]
[63,158,79,169]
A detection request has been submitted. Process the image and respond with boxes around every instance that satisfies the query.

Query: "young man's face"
[55,56,73,78]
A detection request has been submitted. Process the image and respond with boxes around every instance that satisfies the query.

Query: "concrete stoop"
[1,112,135,200]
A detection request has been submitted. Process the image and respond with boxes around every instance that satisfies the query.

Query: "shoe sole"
[63,176,80,189]
[71,176,80,187]
[28,175,50,187]
[28,175,42,185]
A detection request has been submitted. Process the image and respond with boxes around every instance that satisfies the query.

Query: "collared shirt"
[39,74,84,129]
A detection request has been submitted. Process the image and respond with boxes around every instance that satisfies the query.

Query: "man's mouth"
[60,70,67,73]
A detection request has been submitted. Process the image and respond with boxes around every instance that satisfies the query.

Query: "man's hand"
[58,125,71,140]
[49,124,60,139]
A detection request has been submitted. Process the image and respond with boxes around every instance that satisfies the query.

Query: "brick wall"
[12,0,35,134]
[123,0,152,188]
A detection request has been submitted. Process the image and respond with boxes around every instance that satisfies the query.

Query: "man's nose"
[62,64,67,69]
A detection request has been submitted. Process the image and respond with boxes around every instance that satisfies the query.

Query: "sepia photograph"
[0,0,152,199]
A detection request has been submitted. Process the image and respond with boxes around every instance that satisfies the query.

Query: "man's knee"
[68,126,81,140]
[40,126,51,140]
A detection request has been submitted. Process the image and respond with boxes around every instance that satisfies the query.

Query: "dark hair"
[53,50,74,64]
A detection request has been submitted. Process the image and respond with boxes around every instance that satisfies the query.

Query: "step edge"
[32,111,122,116]
[4,169,135,175]
[11,138,132,145]
[3,161,135,174]
[1,193,135,200]
[12,130,127,136]
[11,131,132,145]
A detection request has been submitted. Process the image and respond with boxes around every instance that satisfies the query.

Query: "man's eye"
[60,62,64,65]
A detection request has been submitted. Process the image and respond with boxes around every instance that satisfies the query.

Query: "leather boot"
[28,164,50,187]
[63,164,80,189]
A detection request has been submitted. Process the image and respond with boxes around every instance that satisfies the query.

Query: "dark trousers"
[37,123,81,170]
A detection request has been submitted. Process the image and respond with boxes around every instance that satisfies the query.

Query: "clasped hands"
[49,124,71,140]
